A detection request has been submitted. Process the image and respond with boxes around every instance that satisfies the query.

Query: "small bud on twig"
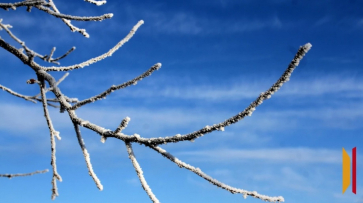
[26,79,39,84]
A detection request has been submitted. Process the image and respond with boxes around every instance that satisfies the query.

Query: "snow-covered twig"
[126,142,160,203]
[148,145,284,202]
[70,63,161,110]
[134,43,313,146]
[38,77,62,200]
[0,84,37,103]
[35,5,113,22]
[0,0,48,11]
[73,122,103,191]
[85,0,107,6]
[47,0,90,38]
[114,117,131,134]
[44,20,144,71]
[0,19,75,64]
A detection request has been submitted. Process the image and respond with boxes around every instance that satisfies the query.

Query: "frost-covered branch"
[148,145,284,202]
[1,0,112,38]
[0,84,37,103]
[38,77,62,200]
[114,117,131,134]
[0,169,49,178]
[31,72,78,103]
[44,20,145,71]
[35,5,113,22]
[0,0,48,11]
[85,0,107,6]
[70,63,161,110]
[0,19,75,64]
[0,1,112,22]
[129,43,313,146]
[47,0,90,38]
[126,142,160,203]
[73,122,103,191]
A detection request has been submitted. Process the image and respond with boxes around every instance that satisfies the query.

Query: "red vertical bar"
[352,147,357,194]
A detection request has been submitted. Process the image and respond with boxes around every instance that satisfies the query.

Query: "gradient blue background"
[0,0,362,202]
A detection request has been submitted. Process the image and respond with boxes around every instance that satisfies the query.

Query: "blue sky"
[0,0,362,202]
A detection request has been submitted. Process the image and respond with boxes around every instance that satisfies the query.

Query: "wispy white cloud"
[60,72,363,101]
[314,16,331,27]
[113,4,284,35]
[177,147,341,164]
[1,76,361,138]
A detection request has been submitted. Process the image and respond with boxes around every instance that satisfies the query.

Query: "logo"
[342,147,356,194]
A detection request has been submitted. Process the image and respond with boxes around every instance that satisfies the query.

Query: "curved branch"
[129,43,313,145]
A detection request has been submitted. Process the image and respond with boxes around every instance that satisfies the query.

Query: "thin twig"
[73,122,103,191]
[39,77,62,200]
[85,0,107,6]
[0,0,48,10]
[125,142,160,203]
[0,84,37,103]
[44,20,144,71]
[0,169,49,178]
[35,5,113,22]
[70,63,161,110]
[148,145,284,202]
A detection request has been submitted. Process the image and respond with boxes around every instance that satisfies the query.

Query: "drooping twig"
[73,122,103,191]
[126,142,160,203]
[148,145,284,202]
[38,76,62,200]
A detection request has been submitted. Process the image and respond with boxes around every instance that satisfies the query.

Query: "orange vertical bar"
[352,147,356,194]
[342,148,350,194]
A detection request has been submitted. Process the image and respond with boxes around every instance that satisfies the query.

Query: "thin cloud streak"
[177,148,342,164]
